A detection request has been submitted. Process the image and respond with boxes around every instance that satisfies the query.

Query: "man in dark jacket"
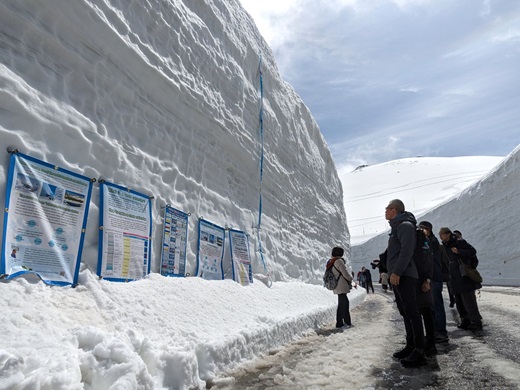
[439,227,483,331]
[383,199,426,367]
[419,221,449,345]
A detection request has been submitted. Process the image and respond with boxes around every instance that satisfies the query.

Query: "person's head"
[362,266,366,271]
[419,221,433,235]
[453,230,462,240]
[385,199,405,220]
[438,227,452,242]
[331,247,344,257]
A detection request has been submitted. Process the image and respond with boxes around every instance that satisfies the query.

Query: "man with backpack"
[325,247,354,329]
[383,199,426,367]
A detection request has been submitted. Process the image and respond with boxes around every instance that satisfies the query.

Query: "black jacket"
[441,234,481,294]
[386,211,418,279]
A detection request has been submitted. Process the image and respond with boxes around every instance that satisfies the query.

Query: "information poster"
[1,152,93,285]
[98,181,152,282]
[160,205,188,277]
[196,219,225,280]
[229,229,253,286]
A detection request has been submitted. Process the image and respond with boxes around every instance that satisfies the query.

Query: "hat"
[418,221,433,230]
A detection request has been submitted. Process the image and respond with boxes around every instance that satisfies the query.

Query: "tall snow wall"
[0,0,349,283]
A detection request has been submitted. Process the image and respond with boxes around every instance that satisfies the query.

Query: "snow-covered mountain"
[351,147,520,287]
[0,0,348,283]
[341,156,503,245]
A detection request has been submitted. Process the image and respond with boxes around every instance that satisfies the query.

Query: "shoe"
[341,324,352,329]
[457,320,471,330]
[468,322,482,332]
[435,334,449,344]
[393,345,414,359]
[424,344,438,357]
[400,349,427,367]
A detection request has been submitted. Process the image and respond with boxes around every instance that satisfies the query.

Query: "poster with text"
[160,205,188,277]
[196,219,225,280]
[98,181,152,282]
[229,229,253,285]
[1,152,93,285]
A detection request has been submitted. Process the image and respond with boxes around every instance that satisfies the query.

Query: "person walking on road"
[382,199,426,367]
[439,227,483,332]
[362,267,374,294]
[326,247,354,329]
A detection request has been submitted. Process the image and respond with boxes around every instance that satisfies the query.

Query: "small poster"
[97,181,152,282]
[160,205,188,277]
[196,219,225,280]
[229,229,253,285]
[1,152,93,285]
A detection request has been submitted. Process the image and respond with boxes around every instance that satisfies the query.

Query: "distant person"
[380,272,389,292]
[362,266,374,293]
[382,199,426,367]
[419,221,448,346]
[439,227,483,332]
[326,247,354,329]
[357,269,366,288]
[454,230,463,240]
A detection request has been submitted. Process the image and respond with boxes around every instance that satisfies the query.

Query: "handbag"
[458,258,483,283]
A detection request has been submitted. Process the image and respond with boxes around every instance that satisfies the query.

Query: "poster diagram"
[98,181,152,282]
[196,219,225,280]
[1,152,93,285]
[160,205,188,277]
[229,229,253,285]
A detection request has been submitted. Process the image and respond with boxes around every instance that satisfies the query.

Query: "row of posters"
[1,153,253,286]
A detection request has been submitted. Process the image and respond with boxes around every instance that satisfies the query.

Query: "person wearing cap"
[454,230,463,240]
[419,221,449,344]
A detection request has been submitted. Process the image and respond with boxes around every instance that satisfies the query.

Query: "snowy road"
[212,287,520,390]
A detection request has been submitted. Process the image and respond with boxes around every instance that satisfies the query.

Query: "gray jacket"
[332,258,353,295]
[386,211,418,279]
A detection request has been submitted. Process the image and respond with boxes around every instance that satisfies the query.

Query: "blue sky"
[239,0,520,171]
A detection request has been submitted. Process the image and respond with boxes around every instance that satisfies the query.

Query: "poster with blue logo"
[229,229,253,285]
[160,205,188,277]
[1,152,93,285]
[97,181,152,282]
[195,219,225,280]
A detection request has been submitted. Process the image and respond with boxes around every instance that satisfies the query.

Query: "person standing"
[419,221,449,344]
[327,247,354,329]
[380,272,389,292]
[383,199,426,367]
[439,227,483,332]
[362,267,374,293]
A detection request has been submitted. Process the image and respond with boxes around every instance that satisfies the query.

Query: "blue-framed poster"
[160,205,188,277]
[1,152,93,286]
[195,219,225,280]
[97,181,152,282]
[229,229,253,286]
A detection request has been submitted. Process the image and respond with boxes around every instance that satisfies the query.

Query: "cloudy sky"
[239,0,520,171]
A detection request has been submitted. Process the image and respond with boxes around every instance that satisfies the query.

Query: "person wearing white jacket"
[326,247,354,329]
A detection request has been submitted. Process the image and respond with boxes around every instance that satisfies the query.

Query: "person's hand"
[390,273,400,286]
[421,281,431,292]
[451,247,459,254]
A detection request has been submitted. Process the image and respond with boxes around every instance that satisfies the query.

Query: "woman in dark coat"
[439,227,482,331]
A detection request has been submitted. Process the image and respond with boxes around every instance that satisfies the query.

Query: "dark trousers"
[456,290,482,324]
[365,281,374,293]
[393,275,425,350]
[432,280,448,336]
[419,306,436,345]
[336,293,351,327]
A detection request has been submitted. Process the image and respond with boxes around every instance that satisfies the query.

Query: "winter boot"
[392,345,414,359]
[400,349,427,367]
[468,321,483,332]
[424,343,438,357]
[457,320,471,330]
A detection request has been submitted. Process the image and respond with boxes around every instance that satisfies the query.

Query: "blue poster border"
[195,218,225,280]
[1,152,94,286]
[160,205,189,278]
[97,180,153,282]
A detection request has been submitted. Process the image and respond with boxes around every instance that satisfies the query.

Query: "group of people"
[356,267,374,294]
[383,198,482,367]
[325,198,483,368]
